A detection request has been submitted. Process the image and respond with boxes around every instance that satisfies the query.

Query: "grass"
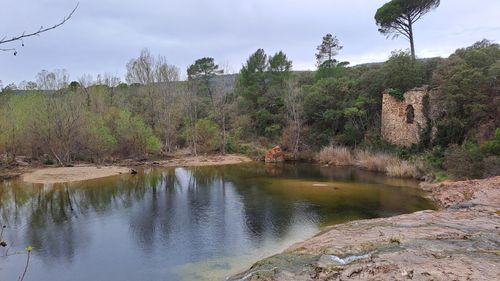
[386,159,419,178]
[355,150,398,173]
[319,146,354,166]
[319,145,422,179]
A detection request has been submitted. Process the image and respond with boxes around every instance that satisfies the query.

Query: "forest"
[0,39,499,180]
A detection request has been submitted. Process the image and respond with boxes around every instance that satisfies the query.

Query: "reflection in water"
[0,163,434,281]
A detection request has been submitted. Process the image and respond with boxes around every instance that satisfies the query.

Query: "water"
[0,163,435,281]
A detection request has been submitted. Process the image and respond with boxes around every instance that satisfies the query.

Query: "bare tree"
[212,70,234,154]
[0,3,79,55]
[126,49,181,153]
[180,82,200,156]
[101,73,121,106]
[78,74,93,107]
[284,80,305,159]
[40,93,85,166]
[36,69,69,90]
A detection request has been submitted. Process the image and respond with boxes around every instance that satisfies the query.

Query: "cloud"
[0,0,499,84]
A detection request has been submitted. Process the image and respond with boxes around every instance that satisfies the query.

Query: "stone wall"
[381,88,428,147]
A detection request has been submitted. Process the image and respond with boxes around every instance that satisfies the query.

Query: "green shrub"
[85,116,117,160]
[224,134,236,153]
[146,136,161,154]
[444,143,485,180]
[387,88,404,101]
[483,156,500,177]
[432,40,499,146]
[481,128,500,155]
[195,118,221,153]
[425,146,446,170]
[106,108,160,156]
[381,50,428,93]
[43,158,55,165]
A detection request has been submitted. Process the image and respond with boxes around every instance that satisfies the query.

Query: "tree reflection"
[0,163,435,272]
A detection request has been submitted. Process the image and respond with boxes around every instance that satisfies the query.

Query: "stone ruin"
[381,87,429,147]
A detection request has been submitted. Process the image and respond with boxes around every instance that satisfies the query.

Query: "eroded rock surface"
[229,177,500,281]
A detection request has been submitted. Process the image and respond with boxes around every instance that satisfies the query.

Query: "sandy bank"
[229,176,500,281]
[23,166,131,184]
[5,154,253,184]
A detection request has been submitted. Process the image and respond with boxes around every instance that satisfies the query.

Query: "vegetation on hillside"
[0,38,498,180]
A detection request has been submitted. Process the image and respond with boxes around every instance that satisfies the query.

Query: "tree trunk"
[221,113,226,155]
[408,16,416,60]
[50,148,65,166]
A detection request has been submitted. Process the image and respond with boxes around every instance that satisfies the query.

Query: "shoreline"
[229,176,500,280]
[22,166,131,184]
[3,157,499,279]
[1,154,253,184]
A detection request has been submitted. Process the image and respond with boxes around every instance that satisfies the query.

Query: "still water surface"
[0,163,434,281]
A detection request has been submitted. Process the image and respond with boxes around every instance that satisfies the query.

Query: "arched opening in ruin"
[406,105,415,124]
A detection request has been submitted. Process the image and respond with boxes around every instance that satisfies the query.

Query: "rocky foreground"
[229,177,500,281]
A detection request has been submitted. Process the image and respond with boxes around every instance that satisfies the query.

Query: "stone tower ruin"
[381,87,429,147]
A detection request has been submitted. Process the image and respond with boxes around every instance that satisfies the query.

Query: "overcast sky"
[1,0,499,85]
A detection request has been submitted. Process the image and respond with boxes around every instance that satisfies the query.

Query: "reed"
[319,145,354,166]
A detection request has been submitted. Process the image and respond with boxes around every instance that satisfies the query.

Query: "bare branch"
[0,3,79,46]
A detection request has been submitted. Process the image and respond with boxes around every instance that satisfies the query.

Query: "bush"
[106,108,160,156]
[146,136,161,154]
[195,118,221,153]
[387,88,404,101]
[224,134,236,153]
[481,128,500,155]
[85,116,117,161]
[424,146,446,170]
[381,50,428,93]
[483,156,500,177]
[432,40,499,146]
[444,144,485,180]
[43,158,55,165]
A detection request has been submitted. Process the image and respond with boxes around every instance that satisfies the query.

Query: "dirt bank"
[229,177,500,281]
[13,154,253,184]
[22,166,131,184]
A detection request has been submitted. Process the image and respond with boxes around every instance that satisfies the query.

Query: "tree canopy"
[315,34,342,68]
[375,0,440,59]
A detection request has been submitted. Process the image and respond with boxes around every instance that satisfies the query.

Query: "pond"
[0,163,435,281]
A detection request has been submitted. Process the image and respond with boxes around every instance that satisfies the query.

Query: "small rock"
[264,146,285,163]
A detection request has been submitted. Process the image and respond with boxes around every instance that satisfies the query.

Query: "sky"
[1,0,499,85]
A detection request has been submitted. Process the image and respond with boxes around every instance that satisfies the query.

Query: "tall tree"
[238,49,268,109]
[375,0,440,60]
[315,34,343,68]
[236,49,292,138]
[187,57,223,100]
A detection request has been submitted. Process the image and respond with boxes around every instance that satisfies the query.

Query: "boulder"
[265,146,285,163]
